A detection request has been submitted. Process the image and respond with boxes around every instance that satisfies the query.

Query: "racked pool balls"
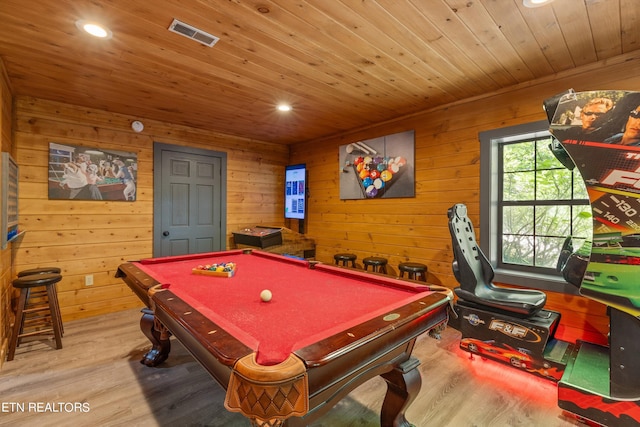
[350,149,407,198]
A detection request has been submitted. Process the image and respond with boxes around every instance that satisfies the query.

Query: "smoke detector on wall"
[131,121,144,132]
[168,19,220,47]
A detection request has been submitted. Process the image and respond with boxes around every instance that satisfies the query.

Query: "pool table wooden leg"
[139,308,171,367]
[380,356,422,427]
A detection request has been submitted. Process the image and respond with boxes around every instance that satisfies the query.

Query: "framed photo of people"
[339,130,415,199]
[48,143,138,201]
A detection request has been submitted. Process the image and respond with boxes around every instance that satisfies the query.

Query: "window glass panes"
[536,169,572,200]
[573,205,593,238]
[502,235,534,266]
[503,141,535,172]
[536,139,562,168]
[503,171,535,201]
[503,206,534,235]
[535,236,566,268]
[498,135,590,271]
[573,169,589,199]
[536,205,571,238]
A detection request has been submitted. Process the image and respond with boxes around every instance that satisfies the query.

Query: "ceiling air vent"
[168,19,220,47]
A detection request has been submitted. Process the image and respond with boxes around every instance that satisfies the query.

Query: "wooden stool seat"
[18,267,64,337]
[398,262,428,282]
[18,267,61,276]
[334,253,357,267]
[7,273,63,361]
[363,257,388,274]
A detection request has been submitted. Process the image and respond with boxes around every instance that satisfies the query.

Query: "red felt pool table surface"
[134,249,440,365]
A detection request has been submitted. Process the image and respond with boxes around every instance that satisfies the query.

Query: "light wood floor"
[0,308,584,427]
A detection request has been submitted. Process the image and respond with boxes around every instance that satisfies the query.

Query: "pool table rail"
[294,292,449,367]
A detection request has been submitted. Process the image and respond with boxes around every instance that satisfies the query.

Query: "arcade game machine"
[448,90,640,426]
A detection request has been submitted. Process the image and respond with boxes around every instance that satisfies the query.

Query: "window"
[480,121,591,294]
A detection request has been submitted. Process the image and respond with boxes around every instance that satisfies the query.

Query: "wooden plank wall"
[1,52,638,364]
[290,52,640,345]
[0,58,14,366]
[5,97,289,336]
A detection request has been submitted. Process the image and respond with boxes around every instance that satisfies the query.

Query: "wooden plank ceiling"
[0,0,637,144]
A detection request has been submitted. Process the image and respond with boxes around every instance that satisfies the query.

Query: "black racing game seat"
[447,203,547,318]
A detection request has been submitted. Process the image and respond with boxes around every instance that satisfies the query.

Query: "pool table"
[116,249,451,427]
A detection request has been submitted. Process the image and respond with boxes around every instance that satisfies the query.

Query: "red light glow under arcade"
[453,345,558,408]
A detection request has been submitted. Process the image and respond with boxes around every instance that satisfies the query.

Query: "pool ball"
[376,163,386,172]
[388,163,400,173]
[395,157,407,167]
[362,177,373,188]
[369,170,380,180]
[380,170,393,182]
[260,289,272,302]
[354,156,364,165]
[359,169,370,180]
[374,178,385,189]
[365,185,378,198]
[364,156,373,165]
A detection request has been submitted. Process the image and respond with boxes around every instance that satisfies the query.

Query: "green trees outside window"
[499,136,591,271]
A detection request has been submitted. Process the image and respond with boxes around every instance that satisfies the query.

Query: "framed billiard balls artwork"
[339,130,415,199]
[48,142,138,201]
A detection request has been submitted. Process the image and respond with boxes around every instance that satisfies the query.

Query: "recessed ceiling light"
[75,20,112,39]
[523,0,554,7]
[277,103,292,112]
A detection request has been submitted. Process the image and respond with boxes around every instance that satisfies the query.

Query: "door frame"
[152,142,227,257]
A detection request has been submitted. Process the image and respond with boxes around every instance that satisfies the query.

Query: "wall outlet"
[85,274,94,286]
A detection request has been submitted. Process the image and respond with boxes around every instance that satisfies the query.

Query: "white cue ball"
[260,289,272,302]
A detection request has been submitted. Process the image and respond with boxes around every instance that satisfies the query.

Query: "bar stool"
[18,267,63,337]
[398,262,428,282]
[7,273,63,361]
[334,253,357,267]
[363,257,388,274]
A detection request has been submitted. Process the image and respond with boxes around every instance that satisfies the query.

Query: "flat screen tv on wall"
[284,164,306,220]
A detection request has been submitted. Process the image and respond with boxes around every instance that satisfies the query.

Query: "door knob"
[162,231,170,237]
